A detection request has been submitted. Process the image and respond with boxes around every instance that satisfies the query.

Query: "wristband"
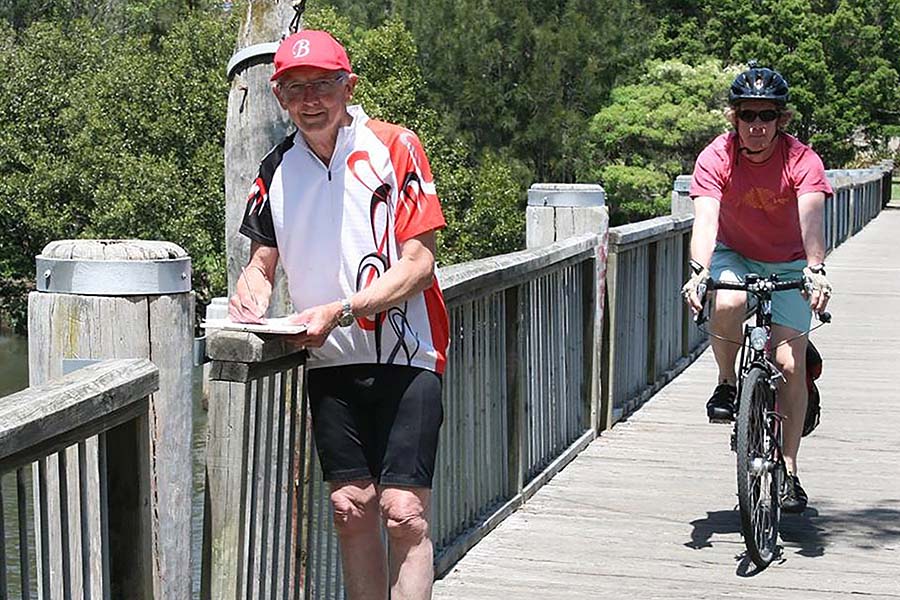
[807,263,826,275]
[690,259,707,276]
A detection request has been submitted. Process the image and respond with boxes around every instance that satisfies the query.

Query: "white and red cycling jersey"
[240,105,450,374]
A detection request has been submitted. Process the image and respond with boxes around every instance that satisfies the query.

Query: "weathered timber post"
[27,239,194,599]
[223,1,297,316]
[201,331,309,600]
[671,175,693,217]
[525,184,609,432]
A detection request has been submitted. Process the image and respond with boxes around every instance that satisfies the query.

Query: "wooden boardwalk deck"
[434,205,900,599]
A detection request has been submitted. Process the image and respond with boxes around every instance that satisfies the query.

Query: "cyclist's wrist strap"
[807,263,826,275]
[690,259,707,275]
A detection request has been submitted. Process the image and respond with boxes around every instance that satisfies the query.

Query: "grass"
[893,178,899,201]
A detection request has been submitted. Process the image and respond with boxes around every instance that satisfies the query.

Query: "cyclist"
[682,62,833,513]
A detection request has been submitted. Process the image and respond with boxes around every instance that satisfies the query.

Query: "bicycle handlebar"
[703,277,806,293]
[693,274,831,326]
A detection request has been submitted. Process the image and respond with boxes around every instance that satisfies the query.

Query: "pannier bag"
[803,341,823,437]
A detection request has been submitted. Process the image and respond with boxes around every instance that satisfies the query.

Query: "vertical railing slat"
[17,468,33,600]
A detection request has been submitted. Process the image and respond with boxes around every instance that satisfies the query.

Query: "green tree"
[370,0,654,183]
[0,10,235,329]
[579,59,734,224]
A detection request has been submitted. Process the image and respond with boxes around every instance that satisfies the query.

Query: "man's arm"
[689,196,720,271]
[797,191,830,312]
[228,241,279,323]
[797,191,826,267]
[291,230,438,347]
[683,195,720,312]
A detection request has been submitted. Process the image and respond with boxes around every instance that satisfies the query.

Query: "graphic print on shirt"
[239,133,296,248]
[348,149,421,366]
[740,187,791,211]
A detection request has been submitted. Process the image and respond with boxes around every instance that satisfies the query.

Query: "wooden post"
[670,175,693,217]
[224,1,297,314]
[27,239,194,600]
[202,330,308,600]
[525,184,611,431]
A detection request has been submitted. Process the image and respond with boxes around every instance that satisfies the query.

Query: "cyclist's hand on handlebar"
[681,266,709,314]
[802,266,832,313]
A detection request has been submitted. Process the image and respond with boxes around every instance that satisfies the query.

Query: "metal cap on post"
[28,239,194,600]
[37,240,191,295]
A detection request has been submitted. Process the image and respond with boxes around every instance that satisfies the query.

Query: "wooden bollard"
[27,239,194,600]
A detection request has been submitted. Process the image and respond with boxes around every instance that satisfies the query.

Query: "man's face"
[734,99,781,154]
[274,66,357,136]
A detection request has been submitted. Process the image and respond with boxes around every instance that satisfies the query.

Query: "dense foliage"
[1,0,898,330]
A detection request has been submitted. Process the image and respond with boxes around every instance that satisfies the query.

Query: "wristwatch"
[807,263,826,275]
[337,298,355,327]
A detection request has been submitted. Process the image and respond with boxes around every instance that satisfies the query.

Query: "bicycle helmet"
[728,60,789,106]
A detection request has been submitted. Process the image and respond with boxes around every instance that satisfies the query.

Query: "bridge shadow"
[685,499,900,575]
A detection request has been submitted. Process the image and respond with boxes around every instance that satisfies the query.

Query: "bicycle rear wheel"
[736,366,782,568]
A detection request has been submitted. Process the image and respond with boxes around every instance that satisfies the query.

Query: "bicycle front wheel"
[736,365,782,568]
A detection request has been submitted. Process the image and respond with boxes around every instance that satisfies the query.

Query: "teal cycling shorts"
[710,243,811,333]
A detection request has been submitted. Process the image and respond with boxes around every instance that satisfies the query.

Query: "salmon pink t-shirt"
[690,132,832,263]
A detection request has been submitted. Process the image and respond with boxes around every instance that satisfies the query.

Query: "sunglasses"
[737,109,780,123]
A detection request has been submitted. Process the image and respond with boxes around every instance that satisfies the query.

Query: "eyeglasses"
[738,109,780,123]
[279,74,347,100]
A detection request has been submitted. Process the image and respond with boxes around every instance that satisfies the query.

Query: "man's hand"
[802,266,832,313]
[682,266,710,314]
[287,301,343,348]
[228,265,271,323]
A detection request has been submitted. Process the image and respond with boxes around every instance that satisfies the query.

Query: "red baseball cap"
[270,30,352,81]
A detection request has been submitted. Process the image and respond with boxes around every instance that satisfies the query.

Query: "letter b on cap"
[292,39,310,58]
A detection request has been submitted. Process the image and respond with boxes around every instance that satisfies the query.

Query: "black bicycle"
[695,272,829,568]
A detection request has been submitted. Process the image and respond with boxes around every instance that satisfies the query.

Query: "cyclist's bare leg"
[772,325,808,475]
[710,289,747,383]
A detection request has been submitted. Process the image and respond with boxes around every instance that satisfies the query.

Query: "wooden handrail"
[0,359,158,473]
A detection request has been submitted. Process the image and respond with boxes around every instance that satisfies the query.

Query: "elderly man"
[229,29,449,600]
[682,63,833,513]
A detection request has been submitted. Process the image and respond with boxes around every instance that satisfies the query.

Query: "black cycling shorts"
[307,364,443,488]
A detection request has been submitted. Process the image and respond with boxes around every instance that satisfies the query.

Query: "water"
[0,330,29,396]
[0,330,209,599]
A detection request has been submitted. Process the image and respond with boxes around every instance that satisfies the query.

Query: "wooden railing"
[603,214,700,425]
[201,333,312,600]
[0,359,158,600]
[202,233,604,598]
[433,233,602,573]
[604,164,893,424]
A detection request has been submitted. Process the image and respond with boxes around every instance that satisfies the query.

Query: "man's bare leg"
[710,289,747,384]
[331,480,388,600]
[380,486,433,600]
[773,325,808,475]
